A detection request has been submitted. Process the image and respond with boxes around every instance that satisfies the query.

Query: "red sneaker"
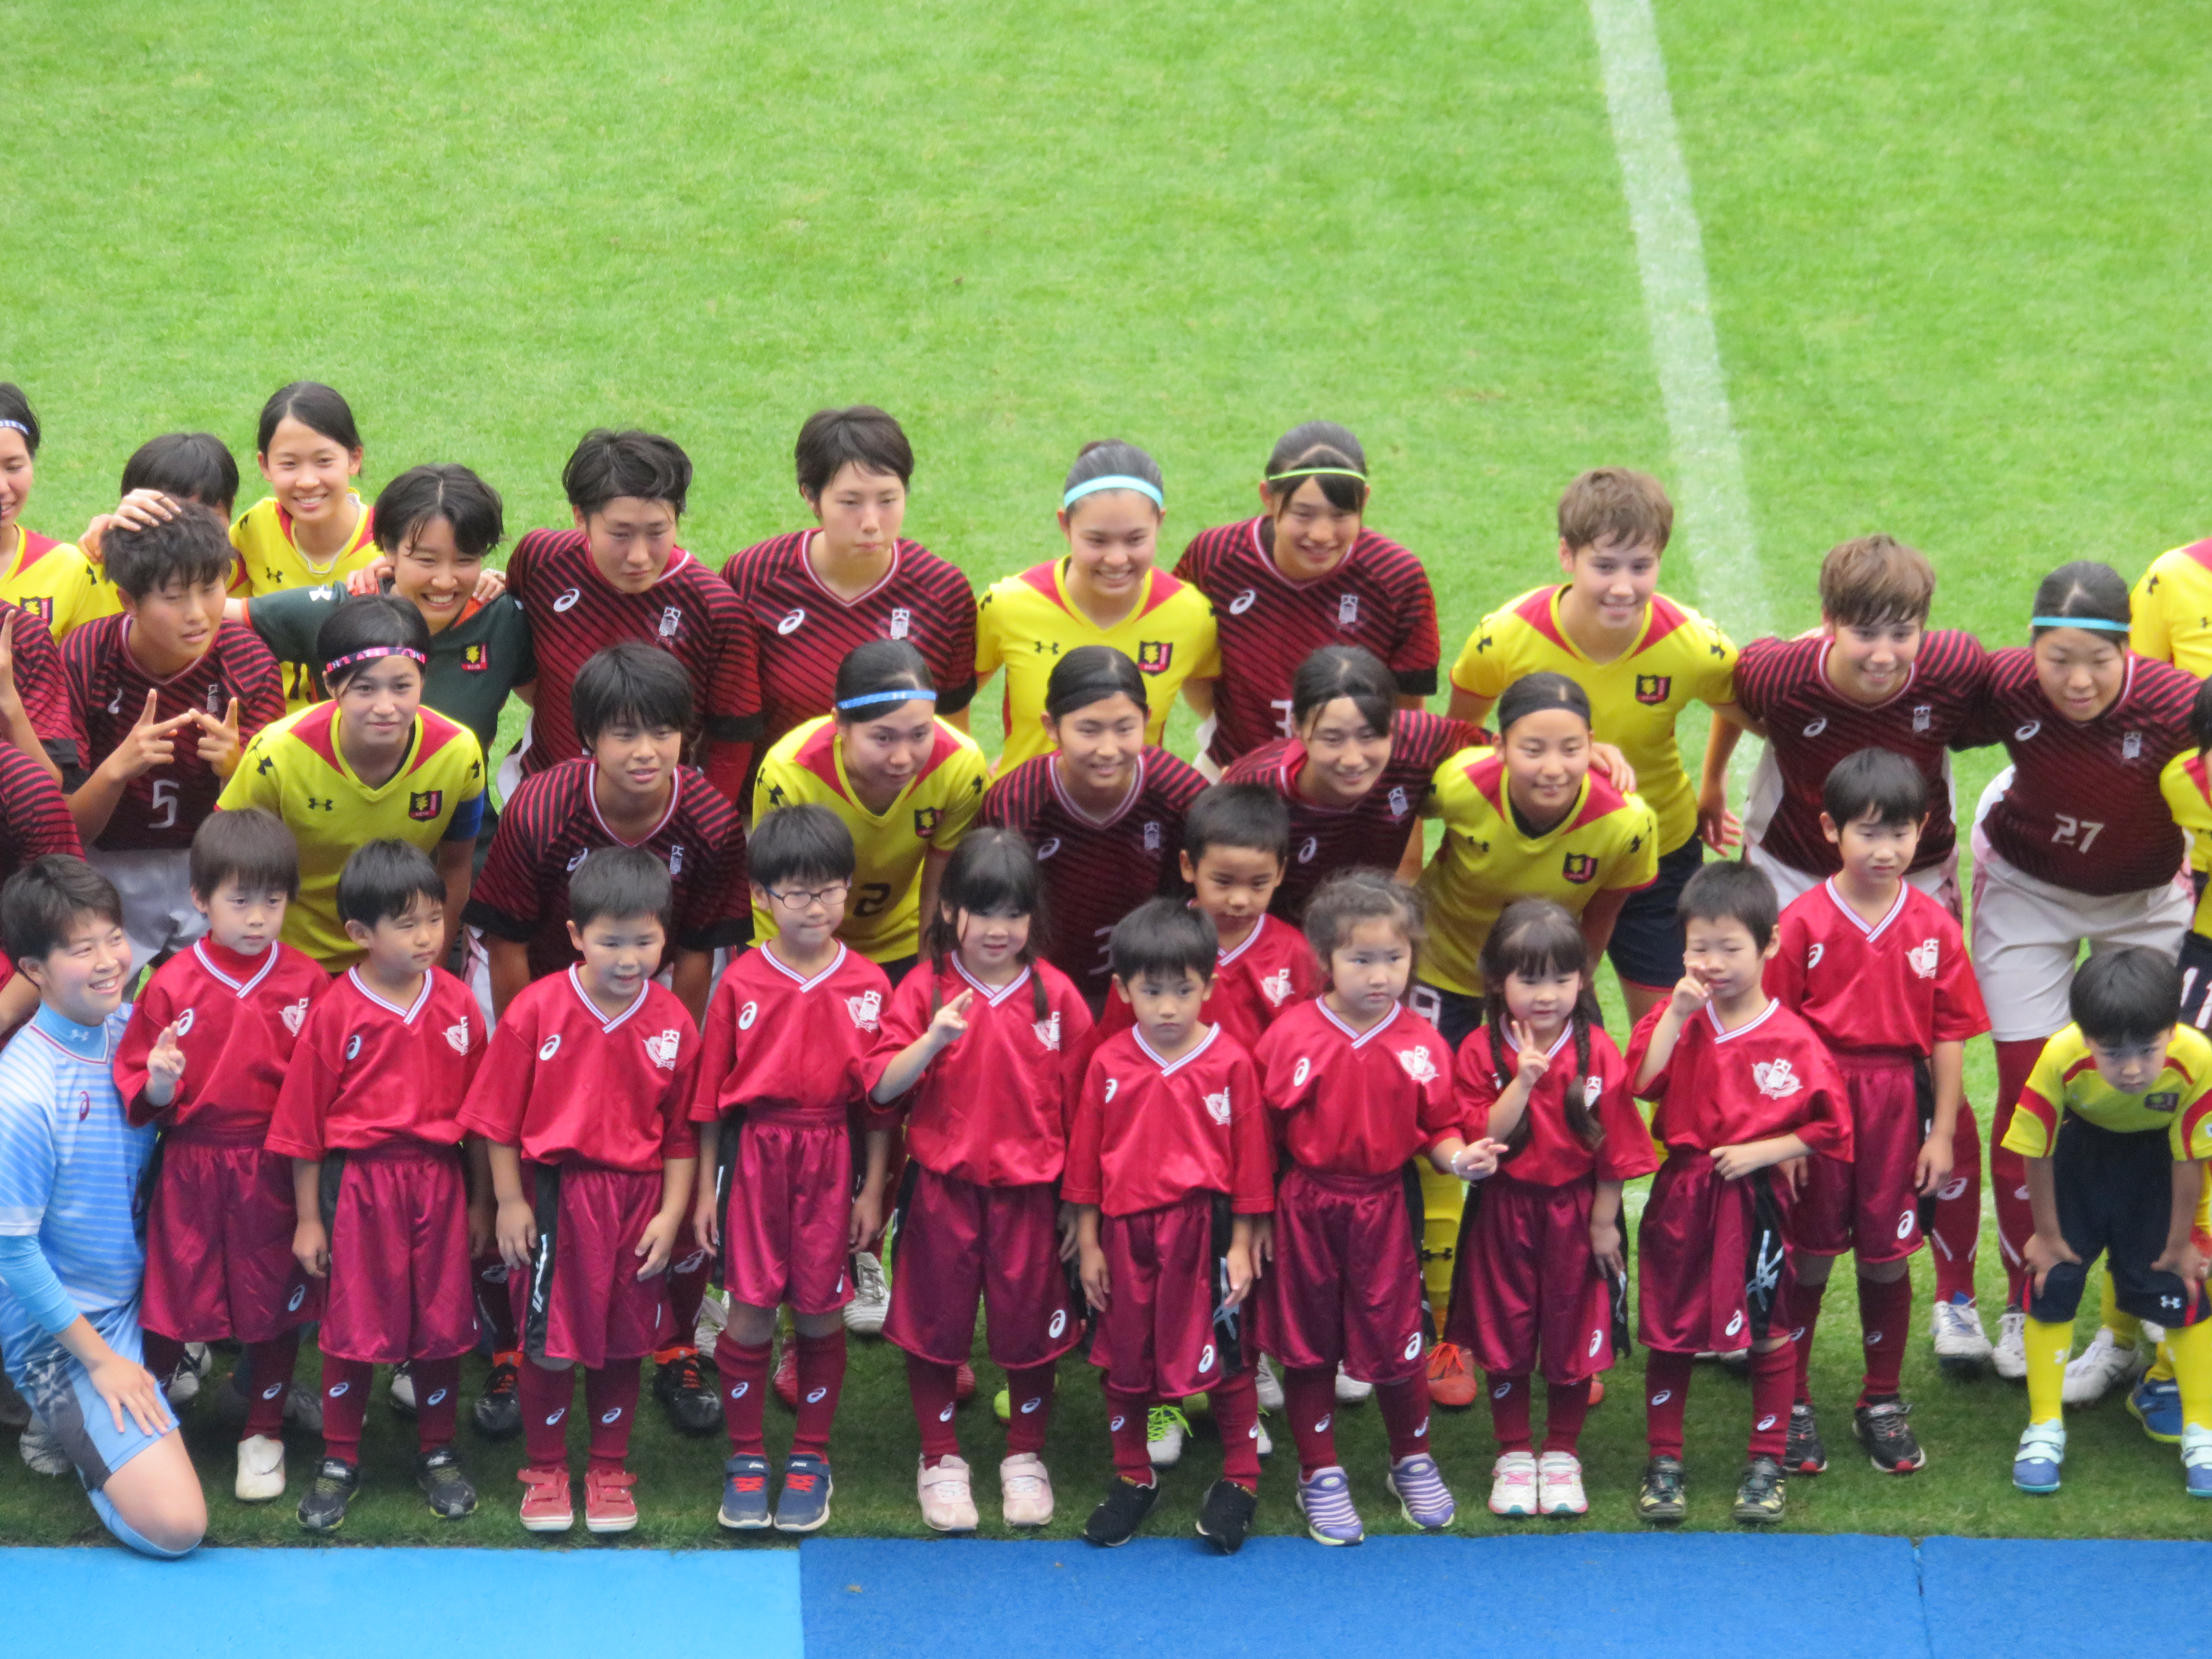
[1426,1342,1478,1409]
[517,1464,573,1533]
[1589,1377,1606,1407]
[774,1343,799,1409]
[955,1361,977,1403]
[584,1467,639,1534]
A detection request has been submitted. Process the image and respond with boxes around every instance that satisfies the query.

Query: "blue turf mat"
[1921,1537,2212,1659]
[0,1545,803,1659]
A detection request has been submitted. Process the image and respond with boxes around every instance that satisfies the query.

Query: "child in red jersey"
[117,809,327,1503]
[460,848,699,1536]
[690,806,891,1536]
[1629,863,1852,1529]
[1253,871,1503,1546]
[267,841,486,1534]
[1768,751,1988,1479]
[1447,899,1655,1522]
[864,829,1092,1533]
[1068,900,1274,1553]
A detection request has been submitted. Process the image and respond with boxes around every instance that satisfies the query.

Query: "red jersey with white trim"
[1254,999,1458,1178]
[2,599,76,765]
[1626,998,1853,1160]
[505,529,762,782]
[1957,649,2197,895]
[458,970,699,1170]
[1064,1026,1274,1217]
[63,617,285,853]
[1093,911,1322,1054]
[1452,1022,1656,1188]
[1222,711,1482,922]
[115,939,329,1141]
[265,966,484,1158]
[980,748,1208,1003]
[1174,518,1441,767]
[1732,628,1988,877]
[0,741,82,879]
[1767,881,1989,1061]
[688,943,891,1124]
[863,957,1093,1187]
[723,532,978,756]
[463,757,750,981]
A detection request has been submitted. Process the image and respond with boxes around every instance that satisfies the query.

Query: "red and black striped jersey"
[1174,519,1440,767]
[1733,628,1988,878]
[980,748,1208,1004]
[2,599,75,769]
[1222,710,1481,922]
[63,618,286,853]
[505,529,761,783]
[463,757,751,981]
[0,739,82,879]
[723,532,977,756]
[1958,649,2198,895]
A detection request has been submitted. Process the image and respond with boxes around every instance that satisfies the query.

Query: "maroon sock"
[1375,1372,1432,1462]
[1644,1350,1693,1459]
[1929,1103,1983,1304]
[1003,1362,1056,1454]
[721,1339,772,1457]
[413,1356,461,1452]
[666,1252,708,1340]
[472,1251,518,1349]
[905,1353,963,1463]
[1992,1039,2045,1308]
[320,1355,374,1467]
[792,1331,847,1458]
[1788,1275,1829,1404]
[1282,1365,1339,1478]
[1106,1386,1155,1486]
[520,1360,573,1467]
[1749,1342,1794,1460]
[140,1331,186,1383]
[1858,1273,1913,1402]
[1212,1369,1262,1489]
[585,1361,640,1472]
[1543,1377,1592,1455]
[242,1330,302,1441]
[1487,1372,1534,1454]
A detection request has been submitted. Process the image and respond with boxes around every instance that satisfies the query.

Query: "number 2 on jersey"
[2052,814,2104,852]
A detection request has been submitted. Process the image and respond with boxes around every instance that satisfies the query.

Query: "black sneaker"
[1732,1455,1786,1526]
[1635,1455,1685,1526]
[1083,1477,1160,1547]
[297,1457,359,1533]
[1784,1403,1827,1474]
[654,1349,724,1436]
[1196,1478,1258,1554]
[1854,1397,1927,1473]
[473,1357,521,1440]
[416,1446,478,1518]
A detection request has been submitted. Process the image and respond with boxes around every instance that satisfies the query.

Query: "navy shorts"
[2180,929,2212,1031]
[2027,1114,2212,1329]
[1607,836,1704,990]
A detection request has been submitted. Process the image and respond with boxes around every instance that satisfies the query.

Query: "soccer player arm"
[917,847,952,943]
[1710,1132,1812,1180]
[290,1158,328,1279]
[1915,1040,1965,1195]
[1577,887,1630,959]
[435,836,475,963]
[0,620,65,788]
[2020,1154,2078,1292]
[1589,1179,1627,1277]
[0,975,36,1044]
[1697,710,1748,853]
[1630,985,1706,1094]
[1181,677,1215,720]
[867,989,972,1104]
[850,1128,892,1252]
[2131,564,2174,661]
[2151,1159,2209,1292]
[669,951,712,1027]
[483,1139,535,1271]
[0,1236,168,1436]
[1445,684,1495,728]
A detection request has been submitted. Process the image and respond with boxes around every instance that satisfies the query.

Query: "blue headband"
[1062,474,1164,510]
[836,687,937,712]
[2030,615,2131,634]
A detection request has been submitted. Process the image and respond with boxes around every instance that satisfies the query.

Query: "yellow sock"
[2168,1318,2212,1433]
[2149,1339,2177,1385]
[2025,1318,2072,1425]
[1417,1161,1464,1333]
[2099,1271,2144,1346]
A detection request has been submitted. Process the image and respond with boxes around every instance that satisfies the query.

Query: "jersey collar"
[1500,1022,1575,1062]
[589,768,681,847]
[329,709,425,801]
[192,938,279,998]
[120,616,218,687]
[1216,914,1270,968]
[1048,750,1147,829]
[1820,877,1909,943]
[1052,557,1154,629]
[0,525,26,586]
[1818,638,1918,710]
[348,966,434,1024]
[1317,998,1402,1049]
[1245,516,1356,589]
[1133,1023,1220,1077]
[757,940,850,993]
[953,956,1033,1009]
[276,494,373,578]
[800,533,903,607]
[1704,998,1780,1044]
[26,1003,114,1063]
[565,965,650,1032]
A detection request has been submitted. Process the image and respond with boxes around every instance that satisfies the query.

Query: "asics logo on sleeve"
[346,1035,363,1061]
[1103,1078,1118,1103]
[777,608,807,635]
[553,589,582,612]
[1806,943,1825,971]
[175,1009,196,1036]
[539,1034,562,1061]
[1292,1057,1312,1088]
[738,1001,759,1030]
[1228,589,1257,615]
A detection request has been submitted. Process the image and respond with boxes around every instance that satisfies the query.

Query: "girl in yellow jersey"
[0,382,119,637]
[752,640,990,978]
[974,442,1218,776]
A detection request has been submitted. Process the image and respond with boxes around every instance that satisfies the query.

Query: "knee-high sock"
[1002,1362,1056,1454]
[2168,1317,2212,1433]
[720,1339,772,1457]
[2099,1270,2145,1348]
[1543,1377,1592,1454]
[1487,1372,1534,1453]
[1417,1162,1463,1333]
[520,1359,573,1467]
[663,1253,708,1351]
[1929,1102,1984,1303]
[242,1329,302,1441]
[1787,1275,1829,1404]
[1375,1372,1432,1462]
[585,1361,641,1471]
[1644,1350,1693,1458]
[791,1330,847,1458]
[1991,1039,2047,1308]
[2025,1317,2072,1425]
[2149,1338,2178,1385]
[412,1356,461,1452]
[1858,1272,1913,1401]
[1213,1368,1263,1487]
[1748,1342,1793,1461]
[1282,1365,1339,1478]
[1105,1386,1155,1485]
[320,1355,375,1467]
[905,1353,963,1464]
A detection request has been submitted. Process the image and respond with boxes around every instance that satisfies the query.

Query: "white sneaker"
[844,1252,890,1337]
[2062,1327,2147,1406]
[1255,1411,1273,1458]
[234,1432,285,1502]
[1334,1364,1373,1405]
[0,1368,29,1429]
[693,1289,727,1359]
[1255,1354,1285,1412]
[1537,1451,1589,1516]
[1148,1405,1190,1468]
[1488,1450,1538,1516]
[1000,1452,1054,1527]
[1931,1295,1996,1368]
[164,1342,212,1407]
[19,1415,69,1476]
[917,1454,979,1532]
[388,1359,418,1413]
[1993,1308,2029,1382]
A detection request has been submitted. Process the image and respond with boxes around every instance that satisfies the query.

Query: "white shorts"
[86,848,203,973]
[1745,839,1960,918]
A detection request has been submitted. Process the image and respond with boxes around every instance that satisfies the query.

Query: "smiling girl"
[0,383,119,639]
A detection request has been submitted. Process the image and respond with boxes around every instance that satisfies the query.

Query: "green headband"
[1266,466,1369,486]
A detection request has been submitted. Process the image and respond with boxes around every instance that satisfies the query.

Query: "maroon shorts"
[1636,1150,1797,1354]
[883,1165,1081,1369]
[1253,1164,1424,1386]
[1795,1058,1924,1264]
[719,1113,853,1316]
[143,1138,319,1344]
[1089,1194,1235,1399]
[512,1162,673,1369]
[1444,1174,1612,1385]
[319,1145,479,1365]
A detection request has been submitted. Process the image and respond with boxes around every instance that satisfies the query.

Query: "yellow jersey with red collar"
[1448,585,1736,852]
[230,496,381,706]
[1416,746,1660,996]
[2159,749,2212,931]
[0,527,119,639]
[751,714,989,963]
[2131,538,2212,677]
[2003,1022,2212,1162]
[975,559,1219,774]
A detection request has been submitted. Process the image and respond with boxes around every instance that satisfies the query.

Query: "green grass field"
[3,0,2210,1545]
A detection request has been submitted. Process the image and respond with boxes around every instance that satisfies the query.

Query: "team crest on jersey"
[445,1018,471,1054]
[889,607,912,640]
[1205,1089,1232,1125]
[1584,1076,1603,1108]
[777,608,806,635]
[658,606,683,639]
[914,806,942,838]
[206,682,225,713]
[1135,641,1173,674]
[2145,1091,2180,1114]
[1260,968,1294,1007]
[1143,821,1162,853]
[1387,785,1411,820]
[1337,594,1360,629]
[1906,937,1940,979]
[553,588,582,612]
[1912,704,1932,733]
[643,1028,683,1070]
[1634,674,1672,705]
[846,989,882,1031]
[2123,731,2144,760]
[280,998,309,1035]
[1395,1045,1439,1085]
[1561,852,1598,884]
[669,844,685,876]
[1229,589,1257,615]
[408,790,444,821]
[1035,1012,1062,1051]
[174,1008,196,1037]
[1752,1058,1802,1100]
[461,643,488,672]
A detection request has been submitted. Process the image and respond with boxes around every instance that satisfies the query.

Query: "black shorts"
[2180,930,2212,1032]
[1410,981,1483,1051]
[1607,836,1703,990]
[2026,1114,2212,1328]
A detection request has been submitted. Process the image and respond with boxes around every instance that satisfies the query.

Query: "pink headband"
[324,646,427,675]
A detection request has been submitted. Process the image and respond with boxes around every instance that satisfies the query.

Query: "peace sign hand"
[195,696,244,777]
[105,691,198,781]
[926,989,975,1054]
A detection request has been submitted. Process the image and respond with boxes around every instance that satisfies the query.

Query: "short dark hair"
[257,382,361,455]
[316,594,431,690]
[0,856,122,964]
[833,640,935,722]
[0,384,40,455]
[1044,645,1147,720]
[192,808,300,901]
[1494,671,1592,737]
[1110,898,1217,987]
[1263,421,1368,515]
[1183,783,1289,866]
[1678,861,1779,951]
[2030,561,2131,639]
[2072,946,2183,1049]
[373,464,504,559]
[120,433,238,512]
[749,803,856,890]
[104,501,235,600]
[796,406,914,498]
[923,829,1047,971]
[1062,440,1164,516]
[1303,870,1423,963]
[563,429,690,518]
[569,845,673,931]
[336,840,445,931]
[1822,748,1927,831]
[572,643,692,749]
[1291,645,1396,740]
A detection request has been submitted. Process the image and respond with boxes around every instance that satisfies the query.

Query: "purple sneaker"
[1388,1452,1457,1530]
[1296,1464,1364,1545]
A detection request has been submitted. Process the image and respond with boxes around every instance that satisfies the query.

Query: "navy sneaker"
[415,1446,477,1518]
[2129,1377,2183,1444]
[297,1457,359,1533]
[720,1453,773,1531]
[774,1453,833,1534]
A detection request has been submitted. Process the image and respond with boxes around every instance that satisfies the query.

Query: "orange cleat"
[1426,1341,1478,1409]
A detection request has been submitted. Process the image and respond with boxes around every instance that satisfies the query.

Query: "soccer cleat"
[517,1464,574,1533]
[2012,1420,2065,1493]
[1732,1456,1787,1526]
[918,1454,980,1533]
[1333,1365,1373,1405]
[775,1452,834,1534]
[416,1446,478,1518]
[2061,1327,2147,1406]
[1931,1294,1996,1373]
[0,1368,29,1429]
[1148,1405,1191,1468]
[2181,1426,2212,1499]
[1488,1450,1538,1516]
[388,1359,418,1415]
[1387,1452,1455,1530]
[718,1454,773,1531]
[584,1467,639,1534]
[17,1416,68,1476]
[1425,1342,1477,1409]
[653,1349,724,1436]
[844,1252,890,1336]
[164,1343,212,1407]
[1537,1451,1589,1516]
[1255,1354,1286,1412]
[235,1432,286,1502]
[955,1361,977,1403]
[1295,1464,1364,1545]
[1000,1452,1054,1527]
[1196,1478,1258,1554]
[1992,1308,2029,1382]
[1783,1403,1828,1475]
[773,1342,799,1410]
[1854,1397,1927,1473]
[1636,1455,1685,1525]
[297,1457,359,1533]
[474,1355,522,1439]
[992,1388,1011,1424]
[2129,1377,2184,1444]
[1083,1476,1160,1547]
[1589,1377,1605,1407]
